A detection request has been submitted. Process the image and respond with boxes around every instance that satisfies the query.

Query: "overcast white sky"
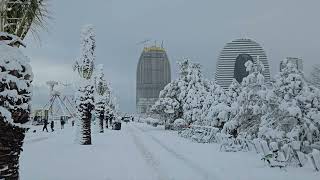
[22,0,320,112]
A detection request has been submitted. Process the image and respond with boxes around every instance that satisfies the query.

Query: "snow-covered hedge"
[145,117,159,127]
[179,125,219,143]
[173,118,187,130]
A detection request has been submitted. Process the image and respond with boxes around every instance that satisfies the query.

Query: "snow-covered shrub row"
[173,118,187,130]
[153,58,320,170]
[178,125,219,143]
[145,117,160,127]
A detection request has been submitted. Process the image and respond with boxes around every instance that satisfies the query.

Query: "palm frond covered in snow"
[0,0,49,41]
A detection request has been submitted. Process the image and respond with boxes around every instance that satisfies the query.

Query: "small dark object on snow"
[112,122,121,130]
[33,130,36,133]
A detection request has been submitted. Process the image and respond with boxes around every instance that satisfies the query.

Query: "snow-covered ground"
[20,122,319,180]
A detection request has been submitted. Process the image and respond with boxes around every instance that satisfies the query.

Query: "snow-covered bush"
[151,97,180,124]
[259,60,320,144]
[223,59,268,139]
[310,149,320,171]
[173,118,187,130]
[202,86,230,129]
[145,117,159,127]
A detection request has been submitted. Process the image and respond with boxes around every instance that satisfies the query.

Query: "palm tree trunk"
[0,120,26,180]
[81,108,92,145]
[99,114,104,133]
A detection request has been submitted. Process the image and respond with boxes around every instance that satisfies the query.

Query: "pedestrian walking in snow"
[71,120,75,127]
[42,119,49,132]
[109,114,113,126]
[60,118,65,129]
[50,121,54,132]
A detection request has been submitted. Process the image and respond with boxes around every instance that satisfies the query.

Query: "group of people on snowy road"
[41,116,73,132]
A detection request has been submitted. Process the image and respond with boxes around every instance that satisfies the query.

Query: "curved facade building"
[136,46,171,113]
[215,38,270,89]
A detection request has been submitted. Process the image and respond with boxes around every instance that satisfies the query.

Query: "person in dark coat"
[60,117,65,129]
[109,114,113,126]
[42,119,49,132]
[50,121,54,132]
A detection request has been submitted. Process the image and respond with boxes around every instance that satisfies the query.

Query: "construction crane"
[136,39,151,46]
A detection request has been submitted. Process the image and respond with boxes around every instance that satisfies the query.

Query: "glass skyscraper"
[136,45,171,113]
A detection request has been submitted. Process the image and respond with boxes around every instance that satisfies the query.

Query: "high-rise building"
[280,57,303,72]
[215,38,271,89]
[136,45,171,113]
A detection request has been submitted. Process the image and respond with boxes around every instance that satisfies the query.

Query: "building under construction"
[136,45,171,113]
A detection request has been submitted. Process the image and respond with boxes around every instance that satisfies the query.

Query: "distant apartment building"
[280,57,303,72]
[136,45,171,113]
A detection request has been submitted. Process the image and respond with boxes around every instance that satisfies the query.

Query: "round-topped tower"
[215,38,271,89]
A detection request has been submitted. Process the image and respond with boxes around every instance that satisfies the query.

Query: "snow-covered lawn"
[20,122,319,180]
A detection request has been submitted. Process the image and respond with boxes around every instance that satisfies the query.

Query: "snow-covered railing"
[178,125,219,143]
[216,134,320,171]
[179,126,320,171]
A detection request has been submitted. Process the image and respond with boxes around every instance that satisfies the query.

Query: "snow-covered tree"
[181,62,208,123]
[202,86,230,128]
[259,60,320,143]
[151,97,180,124]
[94,64,108,133]
[226,79,241,105]
[74,25,96,145]
[104,85,118,127]
[0,0,48,41]
[152,58,211,124]
[223,59,267,138]
[0,2,48,179]
[0,33,33,179]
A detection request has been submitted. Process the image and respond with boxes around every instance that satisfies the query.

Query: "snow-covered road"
[20,123,319,180]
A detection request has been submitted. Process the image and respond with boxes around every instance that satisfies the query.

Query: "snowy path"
[20,123,319,180]
[129,125,218,180]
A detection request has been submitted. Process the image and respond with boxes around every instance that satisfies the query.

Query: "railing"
[179,125,320,171]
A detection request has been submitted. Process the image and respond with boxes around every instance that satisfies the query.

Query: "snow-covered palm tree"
[94,64,109,133]
[74,25,96,145]
[0,1,48,179]
[0,0,49,41]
